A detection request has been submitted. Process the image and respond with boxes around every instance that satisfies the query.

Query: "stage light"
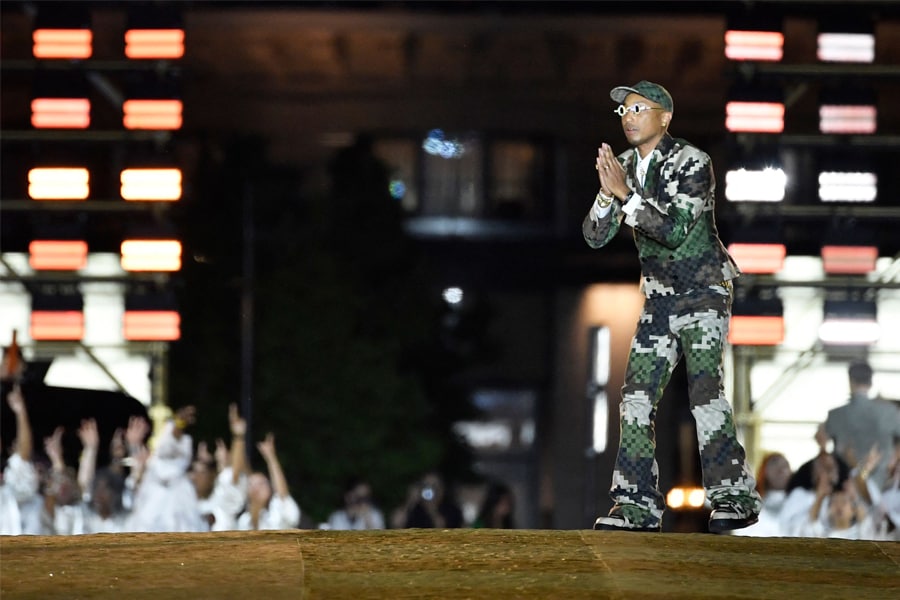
[821,245,878,275]
[725,31,784,61]
[818,33,875,63]
[32,29,92,59]
[725,167,786,202]
[126,4,184,59]
[727,243,787,274]
[819,88,877,134]
[818,17,874,63]
[120,168,182,201]
[818,171,877,203]
[120,239,182,272]
[32,6,92,59]
[818,299,879,346]
[726,101,785,133]
[30,312,84,340]
[819,105,877,134]
[30,291,84,341]
[29,240,88,271]
[31,98,90,129]
[124,292,180,341]
[730,291,784,346]
[123,99,183,130]
[28,168,89,200]
[125,29,185,60]
[724,12,783,61]
[666,486,706,510]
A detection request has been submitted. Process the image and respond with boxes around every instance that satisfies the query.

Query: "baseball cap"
[610,80,673,112]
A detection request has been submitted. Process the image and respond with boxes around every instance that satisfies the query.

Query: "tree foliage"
[170,134,479,523]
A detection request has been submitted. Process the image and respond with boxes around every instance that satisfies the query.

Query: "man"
[821,361,900,488]
[583,80,760,533]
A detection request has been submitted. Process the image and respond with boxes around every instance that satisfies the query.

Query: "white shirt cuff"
[591,200,613,220]
[621,193,642,215]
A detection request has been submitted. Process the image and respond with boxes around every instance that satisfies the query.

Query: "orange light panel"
[728,243,786,274]
[31,98,90,129]
[123,99,182,130]
[30,311,85,341]
[29,240,88,270]
[28,168,89,200]
[33,29,92,59]
[724,30,784,61]
[125,29,185,59]
[728,315,785,346]
[123,310,181,341]
[121,239,182,272]
[120,168,182,201]
[726,102,785,133]
[821,245,878,274]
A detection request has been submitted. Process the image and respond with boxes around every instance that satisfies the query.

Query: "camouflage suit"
[583,133,760,529]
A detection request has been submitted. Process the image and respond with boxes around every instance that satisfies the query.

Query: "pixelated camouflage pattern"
[582,134,740,298]
[608,286,760,527]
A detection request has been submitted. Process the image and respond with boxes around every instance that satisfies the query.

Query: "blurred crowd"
[733,361,900,540]
[1,347,515,536]
[3,347,897,539]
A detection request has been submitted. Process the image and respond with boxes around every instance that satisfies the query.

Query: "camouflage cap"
[610,80,674,112]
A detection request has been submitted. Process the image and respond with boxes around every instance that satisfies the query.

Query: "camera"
[421,486,435,501]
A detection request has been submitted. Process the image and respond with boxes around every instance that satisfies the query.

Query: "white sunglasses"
[614,104,665,117]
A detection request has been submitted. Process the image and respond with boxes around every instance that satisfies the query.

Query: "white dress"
[197,467,248,531]
[127,421,204,533]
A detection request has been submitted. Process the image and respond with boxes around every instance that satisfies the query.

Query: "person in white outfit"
[193,404,249,532]
[128,406,204,533]
[1,384,40,535]
[733,452,792,537]
[236,433,300,530]
[325,478,385,530]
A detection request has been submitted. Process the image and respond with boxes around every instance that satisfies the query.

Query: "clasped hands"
[595,142,627,201]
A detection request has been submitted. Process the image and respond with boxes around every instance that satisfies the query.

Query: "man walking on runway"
[583,80,761,533]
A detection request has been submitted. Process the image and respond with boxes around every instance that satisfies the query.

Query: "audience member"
[472,481,516,529]
[128,406,204,532]
[820,361,900,488]
[236,433,301,530]
[780,446,851,537]
[399,471,464,529]
[796,473,878,540]
[192,403,249,531]
[1,384,39,535]
[325,477,385,530]
[732,452,792,537]
[41,426,86,535]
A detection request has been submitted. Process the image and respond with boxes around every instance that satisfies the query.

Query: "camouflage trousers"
[608,282,760,527]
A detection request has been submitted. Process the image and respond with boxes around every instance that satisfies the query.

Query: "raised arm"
[257,433,290,500]
[76,418,100,496]
[6,384,32,462]
[228,403,248,485]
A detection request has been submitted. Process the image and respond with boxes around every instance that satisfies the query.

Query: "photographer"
[399,471,463,529]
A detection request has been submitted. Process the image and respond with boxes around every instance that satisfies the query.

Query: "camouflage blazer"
[582,134,740,298]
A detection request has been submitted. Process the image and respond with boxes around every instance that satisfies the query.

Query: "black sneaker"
[593,513,661,533]
[708,501,759,534]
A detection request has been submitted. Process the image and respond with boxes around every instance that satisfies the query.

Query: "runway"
[1,529,898,599]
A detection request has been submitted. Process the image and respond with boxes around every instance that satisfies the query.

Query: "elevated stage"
[2,529,898,599]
